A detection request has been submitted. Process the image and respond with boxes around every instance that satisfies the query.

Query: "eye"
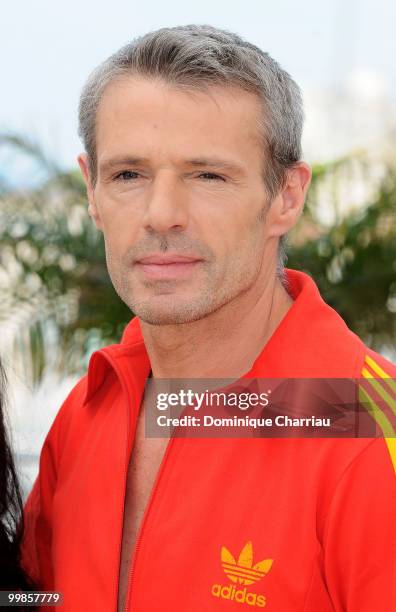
[114,170,140,181]
[198,172,225,182]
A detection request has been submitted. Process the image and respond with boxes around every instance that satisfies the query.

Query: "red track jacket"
[22,269,396,611]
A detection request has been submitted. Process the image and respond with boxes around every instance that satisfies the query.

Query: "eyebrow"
[99,157,149,175]
[187,157,245,174]
[99,156,245,176]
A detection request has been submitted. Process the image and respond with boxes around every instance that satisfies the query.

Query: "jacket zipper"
[98,349,176,612]
[124,434,176,612]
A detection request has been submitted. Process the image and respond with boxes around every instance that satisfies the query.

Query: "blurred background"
[1,0,395,497]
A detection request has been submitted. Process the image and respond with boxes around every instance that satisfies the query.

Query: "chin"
[131,295,217,326]
[136,308,206,326]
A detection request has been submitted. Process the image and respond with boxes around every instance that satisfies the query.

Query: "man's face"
[83,77,277,325]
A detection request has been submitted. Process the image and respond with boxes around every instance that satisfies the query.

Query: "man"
[22,25,395,611]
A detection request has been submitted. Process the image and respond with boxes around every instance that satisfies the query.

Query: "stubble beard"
[112,260,235,326]
[104,202,269,326]
[106,243,265,327]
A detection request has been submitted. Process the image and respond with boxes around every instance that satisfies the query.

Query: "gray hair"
[78,24,304,275]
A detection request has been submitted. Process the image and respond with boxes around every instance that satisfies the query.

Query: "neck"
[139,269,293,379]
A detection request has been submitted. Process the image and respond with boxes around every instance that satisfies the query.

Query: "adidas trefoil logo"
[211,541,273,607]
[221,541,273,585]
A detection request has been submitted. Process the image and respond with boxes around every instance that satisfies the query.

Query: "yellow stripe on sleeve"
[384,438,396,472]
[361,367,396,418]
[358,386,396,439]
[360,354,396,471]
[364,354,396,395]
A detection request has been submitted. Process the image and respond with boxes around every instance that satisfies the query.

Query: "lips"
[135,254,203,280]
[136,254,202,265]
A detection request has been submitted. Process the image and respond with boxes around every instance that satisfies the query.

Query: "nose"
[143,170,189,234]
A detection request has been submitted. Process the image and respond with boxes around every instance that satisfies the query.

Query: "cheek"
[102,226,129,263]
[193,202,265,269]
[214,209,264,247]
[97,198,141,251]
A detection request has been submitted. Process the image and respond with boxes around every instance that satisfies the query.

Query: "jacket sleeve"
[20,377,87,589]
[322,435,396,610]
[322,348,396,611]
[359,348,396,471]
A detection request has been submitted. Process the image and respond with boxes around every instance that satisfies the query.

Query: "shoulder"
[35,376,89,471]
[43,361,122,455]
[361,346,396,376]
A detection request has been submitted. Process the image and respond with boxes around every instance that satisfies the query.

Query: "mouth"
[134,254,204,280]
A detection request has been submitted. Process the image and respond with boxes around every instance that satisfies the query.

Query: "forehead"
[95,76,263,168]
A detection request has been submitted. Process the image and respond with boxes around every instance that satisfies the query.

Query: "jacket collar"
[84,268,364,404]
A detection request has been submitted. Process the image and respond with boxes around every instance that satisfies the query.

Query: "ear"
[267,162,312,238]
[77,153,103,231]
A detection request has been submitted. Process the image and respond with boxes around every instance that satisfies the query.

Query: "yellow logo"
[211,541,273,607]
[221,541,273,585]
